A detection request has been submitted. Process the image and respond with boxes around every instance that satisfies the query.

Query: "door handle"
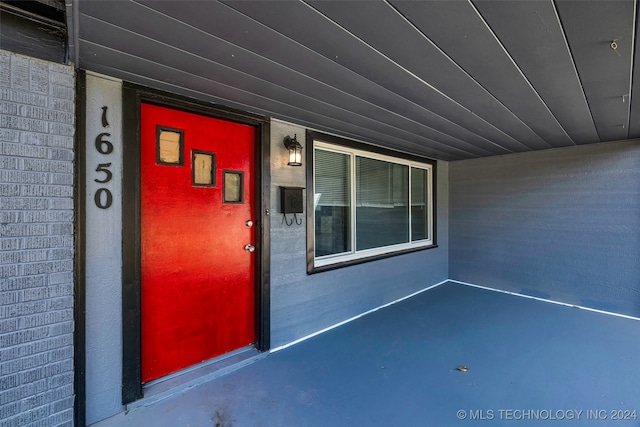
[244,244,255,252]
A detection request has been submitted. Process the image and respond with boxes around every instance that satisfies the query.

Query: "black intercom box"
[280,187,304,214]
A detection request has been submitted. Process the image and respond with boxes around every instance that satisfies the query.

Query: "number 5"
[94,163,113,183]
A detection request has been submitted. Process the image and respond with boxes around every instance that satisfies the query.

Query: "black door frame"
[120,83,271,404]
[74,70,88,427]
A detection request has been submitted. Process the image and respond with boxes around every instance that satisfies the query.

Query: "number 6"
[95,132,113,154]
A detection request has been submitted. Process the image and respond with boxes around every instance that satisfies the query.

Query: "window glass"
[223,171,243,203]
[192,151,215,186]
[314,149,351,257]
[411,167,428,241]
[157,129,183,165]
[356,157,408,250]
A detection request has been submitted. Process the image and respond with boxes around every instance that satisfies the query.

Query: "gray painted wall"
[0,50,75,427]
[449,140,640,317]
[84,73,124,424]
[270,120,449,347]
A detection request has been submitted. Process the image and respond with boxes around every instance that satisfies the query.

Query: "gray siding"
[0,50,75,427]
[270,120,449,347]
[449,140,640,317]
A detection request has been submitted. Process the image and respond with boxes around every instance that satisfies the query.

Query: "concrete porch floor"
[90,281,640,426]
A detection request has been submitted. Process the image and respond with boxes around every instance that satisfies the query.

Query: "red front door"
[140,103,256,383]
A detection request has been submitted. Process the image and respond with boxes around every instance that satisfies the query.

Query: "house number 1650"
[94,106,113,209]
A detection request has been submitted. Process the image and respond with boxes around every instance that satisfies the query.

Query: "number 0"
[95,188,113,209]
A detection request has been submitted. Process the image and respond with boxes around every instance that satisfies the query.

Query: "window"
[310,134,435,271]
[156,126,183,165]
[314,149,351,257]
[223,170,243,203]
[192,150,216,186]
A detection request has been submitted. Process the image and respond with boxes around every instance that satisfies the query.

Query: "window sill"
[307,244,438,274]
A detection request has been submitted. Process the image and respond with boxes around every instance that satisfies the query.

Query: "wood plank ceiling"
[70,0,639,161]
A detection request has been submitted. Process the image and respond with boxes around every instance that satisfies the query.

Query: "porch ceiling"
[70,0,639,161]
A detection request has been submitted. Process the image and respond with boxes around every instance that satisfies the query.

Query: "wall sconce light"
[283,134,303,166]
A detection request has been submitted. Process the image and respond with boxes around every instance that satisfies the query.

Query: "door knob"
[246,220,253,228]
[244,244,255,252]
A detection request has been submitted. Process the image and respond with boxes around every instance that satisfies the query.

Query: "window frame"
[306,130,437,273]
[191,150,217,187]
[156,126,184,166]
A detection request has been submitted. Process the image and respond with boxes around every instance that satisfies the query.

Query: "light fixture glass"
[283,134,303,166]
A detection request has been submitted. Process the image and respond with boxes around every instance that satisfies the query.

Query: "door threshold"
[128,346,265,410]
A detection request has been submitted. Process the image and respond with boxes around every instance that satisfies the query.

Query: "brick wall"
[0,50,75,427]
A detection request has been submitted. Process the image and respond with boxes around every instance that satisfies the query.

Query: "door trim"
[121,84,271,404]
[73,69,87,427]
